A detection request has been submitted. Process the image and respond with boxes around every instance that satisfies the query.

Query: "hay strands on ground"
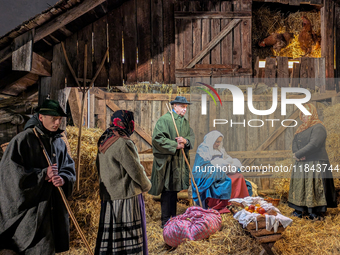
[165,103,202,207]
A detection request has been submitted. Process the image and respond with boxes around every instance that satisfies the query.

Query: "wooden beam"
[12,30,34,72]
[0,45,12,64]
[31,52,51,76]
[241,109,300,167]
[0,0,106,65]
[34,0,106,43]
[0,73,39,96]
[175,11,251,19]
[68,88,82,127]
[185,19,241,68]
[176,68,252,78]
[58,26,73,37]
[106,100,152,146]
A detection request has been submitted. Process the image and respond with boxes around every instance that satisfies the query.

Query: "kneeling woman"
[192,130,252,212]
[95,110,152,255]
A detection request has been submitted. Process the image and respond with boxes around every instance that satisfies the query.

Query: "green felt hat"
[37,99,67,117]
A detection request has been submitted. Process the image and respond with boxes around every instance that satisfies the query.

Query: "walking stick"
[33,128,94,255]
[165,103,203,208]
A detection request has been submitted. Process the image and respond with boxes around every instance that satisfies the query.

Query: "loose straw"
[166,103,203,207]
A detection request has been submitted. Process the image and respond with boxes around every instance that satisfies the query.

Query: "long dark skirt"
[288,160,337,214]
[95,194,148,255]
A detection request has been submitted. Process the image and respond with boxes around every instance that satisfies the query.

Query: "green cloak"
[149,111,195,195]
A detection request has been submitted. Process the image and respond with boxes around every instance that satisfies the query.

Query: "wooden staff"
[165,103,203,207]
[33,128,94,255]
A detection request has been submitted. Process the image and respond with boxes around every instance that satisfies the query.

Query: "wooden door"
[175,0,252,86]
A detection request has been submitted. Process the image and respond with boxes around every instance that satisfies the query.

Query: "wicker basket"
[1,142,9,153]
[265,197,280,207]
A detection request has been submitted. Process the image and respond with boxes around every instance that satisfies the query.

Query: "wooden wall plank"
[232,0,242,85]
[137,0,152,82]
[163,0,175,84]
[336,5,340,92]
[291,62,300,87]
[151,0,164,83]
[78,23,93,85]
[50,43,66,100]
[241,0,252,85]
[201,1,211,66]
[64,33,78,87]
[276,57,289,87]
[175,1,184,86]
[93,16,108,87]
[123,0,137,84]
[69,88,81,127]
[315,58,326,92]
[321,0,335,86]
[183,1,192,86]
[299,57,308,89]
[264,57,276,87]
[307,57,315,90]
[211,1,221,86]
[12,30,34,72]
[108,5,122,86]
[221,1,233,85]
[190,1,202,86]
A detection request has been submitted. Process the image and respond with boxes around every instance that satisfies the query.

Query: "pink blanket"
[163,206,222,247]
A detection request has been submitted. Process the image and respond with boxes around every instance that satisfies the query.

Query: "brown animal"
[258,32,294,52]
[298,16,320,55]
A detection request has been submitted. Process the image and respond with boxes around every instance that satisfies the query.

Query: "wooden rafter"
[0,0,106,65]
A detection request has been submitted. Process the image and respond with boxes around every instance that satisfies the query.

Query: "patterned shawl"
[98,110,135,153]
[295,103,324,135]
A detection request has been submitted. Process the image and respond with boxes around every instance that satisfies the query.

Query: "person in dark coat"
[149,96,195,228]
[288,103,337,220]
[0,99,76,254]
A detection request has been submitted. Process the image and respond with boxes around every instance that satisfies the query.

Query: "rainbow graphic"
[196,82,222,106]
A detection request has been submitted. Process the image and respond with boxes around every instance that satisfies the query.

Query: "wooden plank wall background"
[62,0,179,87]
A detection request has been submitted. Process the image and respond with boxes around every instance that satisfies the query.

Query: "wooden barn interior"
[1,0,340,254]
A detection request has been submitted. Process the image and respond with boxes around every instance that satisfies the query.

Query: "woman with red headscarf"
[288,103,336,220]
[95,110,151,254]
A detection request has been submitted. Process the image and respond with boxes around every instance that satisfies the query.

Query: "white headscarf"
[196,130,242,168]
[196,130,227,161]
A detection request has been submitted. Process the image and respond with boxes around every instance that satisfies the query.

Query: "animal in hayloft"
[258,32,294,52]
[298,16,321,55]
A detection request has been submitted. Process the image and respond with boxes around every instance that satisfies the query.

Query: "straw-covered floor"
[253,6,321,60]
[62,101,340,254]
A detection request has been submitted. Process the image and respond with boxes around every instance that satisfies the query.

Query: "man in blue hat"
[0,99,76,254]
[149,96,195,228]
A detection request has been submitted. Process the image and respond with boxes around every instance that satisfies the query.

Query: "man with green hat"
[149,96,195,228]
[0,99,76,254]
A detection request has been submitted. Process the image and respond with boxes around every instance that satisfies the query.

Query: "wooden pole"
[165,103,203,208]
[75,43,88,191]
[61,41,108,191]
[33,128,94,255]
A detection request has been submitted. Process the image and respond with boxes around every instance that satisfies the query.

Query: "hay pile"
[61,122,340,255]
[253,6,321,59]
[61,126,103,255]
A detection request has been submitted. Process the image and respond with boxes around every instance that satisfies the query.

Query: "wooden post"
[321,0,335,90]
